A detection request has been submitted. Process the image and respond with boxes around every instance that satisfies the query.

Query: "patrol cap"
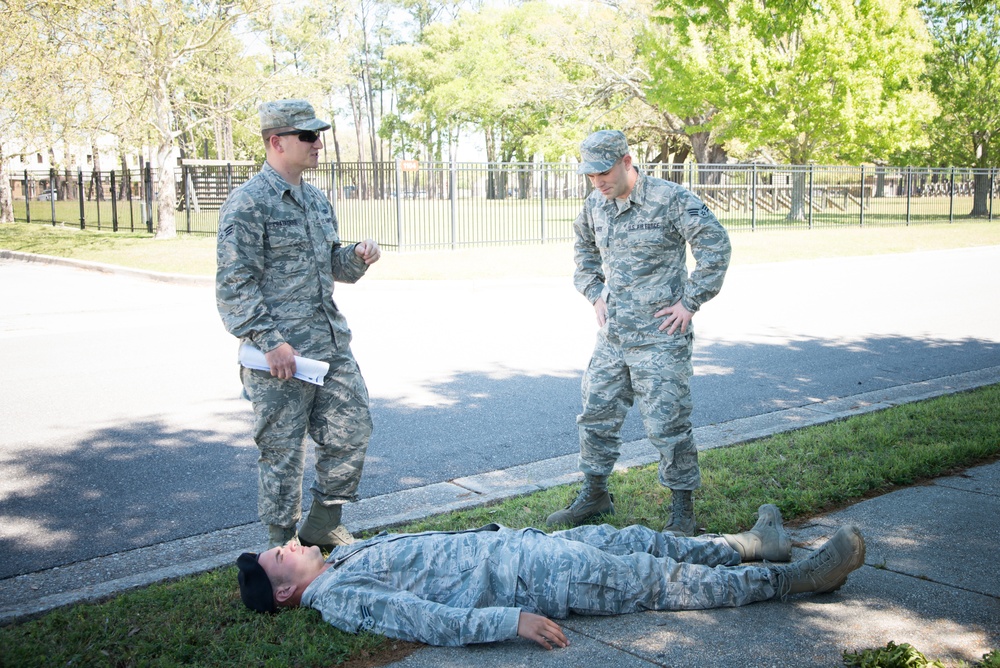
[259,99,332,133]
[577,130,630,174]
[237,552,276,614]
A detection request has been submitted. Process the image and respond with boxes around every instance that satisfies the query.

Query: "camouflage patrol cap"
[577,130,630,174]
[259,99,332,132]
[237,552,276,614]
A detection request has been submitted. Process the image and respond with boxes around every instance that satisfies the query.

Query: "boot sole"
[755,504,793,562]
[545,502,616,527]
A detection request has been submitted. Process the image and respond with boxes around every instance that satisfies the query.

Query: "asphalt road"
[2,245,999,580]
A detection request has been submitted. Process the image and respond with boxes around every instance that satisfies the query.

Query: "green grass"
[2,219,999,279]
[2,384,998,667]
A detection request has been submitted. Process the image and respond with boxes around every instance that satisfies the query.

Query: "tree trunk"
[348,85,367,198]
[971,171,991,217]
[50,148,65,200]
[215,115,234,162]
[970,137,991,217]
[787,168,808,221]
[154,138,177,238]
[485,128,501,200]
[688,130,728,186]
[119,152,131,200]
[151,80,177,238]
[331,116,342,165]
[785,141,812,221]
[0,142,13,224]
[361,47,381,198]
[89,140,104,201]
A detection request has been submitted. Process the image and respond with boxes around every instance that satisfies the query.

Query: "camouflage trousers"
[577,328,699,490]
[241,349,372,528]
[515,524,778,617]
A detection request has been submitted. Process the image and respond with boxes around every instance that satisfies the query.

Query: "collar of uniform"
[260,162,308,207]
[260,162,293,196]
[629,169,648,206]
[603,168,646,215]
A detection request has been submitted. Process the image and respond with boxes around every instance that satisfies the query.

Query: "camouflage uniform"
[301,524,779,646]
[574,136,731,491]
[217,159,373,529]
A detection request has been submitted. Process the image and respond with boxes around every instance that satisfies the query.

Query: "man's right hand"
[593,297,608,327]
[517,611,569,650]
[264,343,298,380]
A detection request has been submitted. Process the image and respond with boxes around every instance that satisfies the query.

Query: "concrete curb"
[0,250,213,287]
[2,365,997,626]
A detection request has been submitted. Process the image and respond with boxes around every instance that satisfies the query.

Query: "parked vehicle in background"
[37,190,58,201]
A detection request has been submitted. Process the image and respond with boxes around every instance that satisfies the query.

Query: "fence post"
[110,170,119,232]
[807,164,814,230]
[859,165,865,227]
[329,162,338,218]
[23,170,30,224]
[77,167,86,229]
[990,168,995,221]
[183,164,191,233]
[450,160,458,250]
[905,166,912,226]
[49,167,57,225]
[540,163,547,243]
[126,167,135,232]
[687,161,693,192]
[96,171,102,230]
[144,161,153,233]
[394,159,404,250]
[949,166,955,223]
[750,163,757,231]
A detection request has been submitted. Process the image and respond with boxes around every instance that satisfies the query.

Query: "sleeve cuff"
[252,331,286,354]
[498,608,521,641]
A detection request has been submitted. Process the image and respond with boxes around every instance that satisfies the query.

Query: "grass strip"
[3,384,998,667]
[2,220,1000,279]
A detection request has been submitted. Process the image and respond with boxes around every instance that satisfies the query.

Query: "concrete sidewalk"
[386,460,1000,668]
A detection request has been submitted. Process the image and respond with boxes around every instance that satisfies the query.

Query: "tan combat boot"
[772,525,866,597]
[267,525,297,550]
[662,489,697,536]
[723,504,792,562]
[298,500,356,551]
[546,475,614,527]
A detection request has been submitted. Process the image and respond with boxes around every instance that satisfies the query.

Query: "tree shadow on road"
[2,333,997,581]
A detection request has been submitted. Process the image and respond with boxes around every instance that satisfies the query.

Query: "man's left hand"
[517,611,569,650]
[655,300,693,335]
[354,239,381,265]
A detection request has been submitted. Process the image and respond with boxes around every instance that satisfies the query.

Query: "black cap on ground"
[237,552,276,614]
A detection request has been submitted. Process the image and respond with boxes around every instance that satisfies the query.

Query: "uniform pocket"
[633,286,673,311]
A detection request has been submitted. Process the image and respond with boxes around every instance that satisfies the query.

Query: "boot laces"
[567,478,606,509]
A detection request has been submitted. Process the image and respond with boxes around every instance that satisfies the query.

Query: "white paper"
[238,342,329,386]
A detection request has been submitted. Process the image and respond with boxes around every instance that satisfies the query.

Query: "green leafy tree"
[919,0,1000,216]
[247,0,355,164]
[0,0,48,223]
[387,2,581,196]
[641,4,730,173]
[89,0,265,238]
[652,0,937,219]
[556,0,695,169]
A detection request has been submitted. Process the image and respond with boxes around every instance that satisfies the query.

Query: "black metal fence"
[11,161,998,249]
[14,165,155,233]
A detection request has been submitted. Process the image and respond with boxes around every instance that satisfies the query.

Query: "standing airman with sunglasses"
[217,99,381,550]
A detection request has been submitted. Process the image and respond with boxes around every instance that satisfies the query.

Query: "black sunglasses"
[275,129,321,143]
